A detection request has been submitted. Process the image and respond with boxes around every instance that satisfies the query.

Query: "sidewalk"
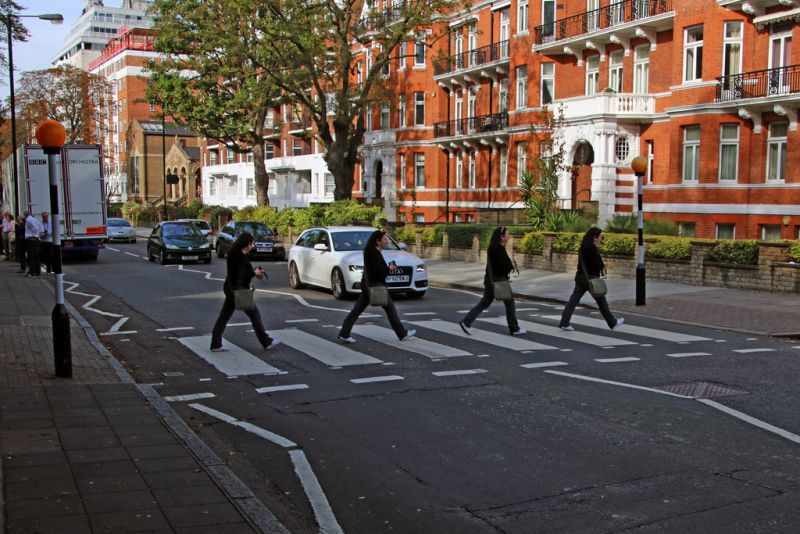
[424,259,800,337]
[0,260,287,533]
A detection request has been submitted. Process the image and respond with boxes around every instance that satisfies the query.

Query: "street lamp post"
[35,119,70,377]
[631,156,648,306]
[162,113,167,221]
[2,12,63,216]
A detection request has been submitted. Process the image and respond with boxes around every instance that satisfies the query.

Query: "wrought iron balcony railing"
[433,40,511,76]
[356,6,405,33]
[433,112,509,138]
[716,64,800,102]
[534,0,672,45]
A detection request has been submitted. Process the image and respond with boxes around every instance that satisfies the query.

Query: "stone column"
[690,241,716,286]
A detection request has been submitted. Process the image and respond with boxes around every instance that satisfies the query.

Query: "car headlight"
[349,265,364,272]
[416,263,426,272]
[198,242,210,249]
[165,243,179,250]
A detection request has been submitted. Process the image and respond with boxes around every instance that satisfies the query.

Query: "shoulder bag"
[579,252,607,297]
[488,262,513,302]
[232,277,256,311]
[364,269,389,307]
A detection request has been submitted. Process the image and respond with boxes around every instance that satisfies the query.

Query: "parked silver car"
[106,218,136,243]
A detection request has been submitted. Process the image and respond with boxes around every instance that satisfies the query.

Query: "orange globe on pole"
[35,119,67,148]
[631,155,648,175]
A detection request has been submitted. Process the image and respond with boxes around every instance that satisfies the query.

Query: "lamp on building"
[631,156,648,306]
[2,12,63,216]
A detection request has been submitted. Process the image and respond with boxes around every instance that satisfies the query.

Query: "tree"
[519,105,569,230]
[14,66,109,144]
[148,0,285,206]
[258,0,459,200]
[0,1,29,73]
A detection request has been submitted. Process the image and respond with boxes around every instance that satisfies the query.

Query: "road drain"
[654,381,749,399]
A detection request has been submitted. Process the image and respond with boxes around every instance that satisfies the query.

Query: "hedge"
[646,237,692,260]
[708,240,758,265]
[518,232,544,254]
[790,241,800,262]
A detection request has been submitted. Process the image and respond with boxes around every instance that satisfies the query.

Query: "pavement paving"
[2,236,798,533]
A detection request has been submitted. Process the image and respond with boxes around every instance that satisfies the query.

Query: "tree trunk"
[324,124,361,201]
[252,141,270,206]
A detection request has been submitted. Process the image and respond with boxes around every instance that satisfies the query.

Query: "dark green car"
[147,221,212,265]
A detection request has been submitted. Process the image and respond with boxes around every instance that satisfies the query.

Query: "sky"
[0,0,85,100]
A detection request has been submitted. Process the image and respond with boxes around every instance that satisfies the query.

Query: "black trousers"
[462,274,519,333]
[16,238,25,269]
[339,286,407,340]
[25,238,40,275]
[39,242,53,273]
[211,283,272,349]
[560,277,617,328]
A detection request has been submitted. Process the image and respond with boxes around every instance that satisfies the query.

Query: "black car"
[147,221,212,264]
[215,221,285,260]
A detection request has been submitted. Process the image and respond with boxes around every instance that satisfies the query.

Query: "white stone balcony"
[551,93,656,120]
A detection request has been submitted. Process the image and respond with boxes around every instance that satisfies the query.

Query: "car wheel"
[147,248,155,262]
[159,249,168,265]
[216,243,225,258]
[288,261,305,289]
[406,290,426,299]
[204,257,211,264]
[331,268,348,300]
[131,237,137,243]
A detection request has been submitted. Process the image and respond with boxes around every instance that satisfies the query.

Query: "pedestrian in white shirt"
[2,212,13,259]
[24,211,44,277]
[40,212,53,274]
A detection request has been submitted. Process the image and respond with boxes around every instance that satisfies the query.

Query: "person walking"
[210,231,281,352]
[559,227,624,331]
[459,226,526,336]
[24,211,44,277]
[338,230,415,343]
[40,212,53,274]
[2,212,13,259]
[14,214,26,273]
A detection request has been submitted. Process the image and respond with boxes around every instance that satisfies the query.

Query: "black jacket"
[363,245,389,287]
[485,242,514,281]
[225,250,256,290]
[576,244,605,280]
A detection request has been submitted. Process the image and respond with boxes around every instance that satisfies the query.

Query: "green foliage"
[322,200,385,228]
[599,233,636,256]
[392,226,417,245]
[789,241,800,262]
[646,237,693,260]
[518,232,544,254]
[107,202,123,218]
[445,225,484,248]
[203,206,234,231]
[551,232,583,253]
[644,218,679,236]
[120,202,158,227]
[604,213,638,234]
[709,240,759,265]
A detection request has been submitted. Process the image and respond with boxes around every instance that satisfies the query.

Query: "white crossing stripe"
[409,320,556,351]
[520,361,568,369]
[286,319,318,323]
[478,317,636,347]
[178,335,283,376]
[539,315,711,342]
[351,375,405,384]
[732,348,775,354]
[256,384,309,393]
[163,393,216,402]
[594,357,641,363]
[433,369,488,377]
[352,324,471,358]
[666,352,710,358]
[272,329,382,366]
[156,326,195,332]
[403,312,437,316]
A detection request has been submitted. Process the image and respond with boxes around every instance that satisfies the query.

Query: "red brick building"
[356,0,800,239]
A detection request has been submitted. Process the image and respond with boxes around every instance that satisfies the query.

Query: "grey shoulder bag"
[579,252,607,297]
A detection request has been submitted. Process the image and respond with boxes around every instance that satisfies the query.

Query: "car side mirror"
[397,242,407,250]
[313,243,329,251]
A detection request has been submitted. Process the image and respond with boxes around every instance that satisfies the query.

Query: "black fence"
[433,40,511,76]
[716,64,800,101]
[433,112,509,138]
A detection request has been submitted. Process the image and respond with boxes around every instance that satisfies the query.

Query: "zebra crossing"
[175,314,721,378]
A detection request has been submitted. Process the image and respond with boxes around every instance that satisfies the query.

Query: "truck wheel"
[85,250,99,261]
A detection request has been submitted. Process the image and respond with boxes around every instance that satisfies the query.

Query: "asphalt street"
[56,241,800,533]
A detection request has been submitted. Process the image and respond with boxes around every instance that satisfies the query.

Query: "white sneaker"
[560,325,575,332]
[511,328,527,336]
[338,335,356,344]
[266,339,282,350]
[459,321,472,335]
[400,329,416,341]
[210,346,228,352]
[612,317,625,329]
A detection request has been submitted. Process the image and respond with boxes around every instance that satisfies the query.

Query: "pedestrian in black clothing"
[14,215,26,273]
[460,226,526,336]
[559,227,624,331]
[338,230,415,343]
[210,232,281,351]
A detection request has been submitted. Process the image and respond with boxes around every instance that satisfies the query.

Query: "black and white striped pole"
[631,156,648,306]
[35,119,71,377]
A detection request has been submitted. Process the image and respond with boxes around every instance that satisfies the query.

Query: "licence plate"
[183,255,198,260]
[257,246,272,252]
[385,275,409,283]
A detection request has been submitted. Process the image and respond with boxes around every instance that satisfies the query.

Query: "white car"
[106,217,136,243]
[287,226,428,299]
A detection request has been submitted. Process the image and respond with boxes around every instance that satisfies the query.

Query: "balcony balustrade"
[356,6,404,33]
[534,0,672,45]
[433,111,509,139]
[554,93,655,119]
[433,40,511,77]
[716,64,800,102]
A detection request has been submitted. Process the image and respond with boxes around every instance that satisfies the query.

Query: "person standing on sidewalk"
[39,212,53,274]
[210,231,281,352]
[24,211,44,277]
[459,226,526,336]
[14,214,26,273]
[338,230,416,343]
[2,212,13,259]
[559,227,623,331]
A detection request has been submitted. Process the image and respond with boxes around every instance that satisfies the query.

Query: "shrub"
[644,218,679,236]
[518,232,544,254]
[205,205,234,231]
[708,240,758,265]
[647,237,692,260]
[551,232,583,252]
[600,233,636,256]
[324,200,385,227]
[605,213,637,234]
[445,224,484,248]
[392,226,417,245]
[789,241,800,262]
[121,202,157,227]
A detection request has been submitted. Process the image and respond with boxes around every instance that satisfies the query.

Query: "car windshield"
[163,223,202,238]
[331,230,400,252]
[194,221,211,231]
[108,219,130,227]
[241,223,274,239]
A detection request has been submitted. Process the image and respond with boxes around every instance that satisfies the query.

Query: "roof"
[138,120,196,137]
[183,147,201,161]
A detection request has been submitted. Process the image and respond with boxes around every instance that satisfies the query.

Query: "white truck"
[1,144,107,260]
